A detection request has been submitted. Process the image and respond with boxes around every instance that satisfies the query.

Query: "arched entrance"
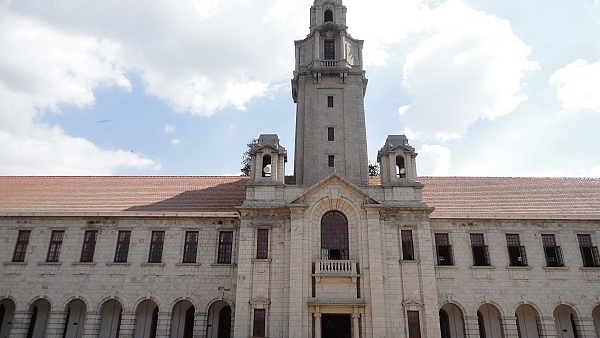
[440,303,465,338]
[553,305,579,338]
[26,298,51,338]
[99,299,122,338]
[206,301,231,338]
[0,298,16,338]
[170,300,195,338]
[515,304,541,338]
[63,299,86,338]
[592,305,600,338]
[135,299,159,338]
[477,303,503,338]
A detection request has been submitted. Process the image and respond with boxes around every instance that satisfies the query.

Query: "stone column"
[9,310,31,338]
[193,312,207,338]
[82,311,102,337]
[363,206,386,337]
[501,315,519,338]
[352,312,360,338]
[118,311,136,338]
[288,206,307,338]
[538,316,558,338]
[463,316,480,338]
[314,311,322,338]
[156,311,171,337]
[575,316,596,338]
[46,310,65,338]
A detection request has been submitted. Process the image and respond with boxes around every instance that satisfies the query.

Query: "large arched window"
[324,9,334,22]
[321,211,349,260]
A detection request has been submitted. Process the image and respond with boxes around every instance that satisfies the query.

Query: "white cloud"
[164,123,176,134]
[399,0,538,141]
[417,144,452,176]
[0,11,159,175]
[550,59,600,112]
[170,139,182,146]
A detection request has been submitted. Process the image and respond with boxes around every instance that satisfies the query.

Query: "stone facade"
[1,1,600,338]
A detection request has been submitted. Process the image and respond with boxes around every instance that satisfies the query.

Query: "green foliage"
[240,138,259,176]
[368,163,380,177]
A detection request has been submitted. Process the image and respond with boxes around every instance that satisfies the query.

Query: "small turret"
[248,134,287,184]
[377,135,418,185]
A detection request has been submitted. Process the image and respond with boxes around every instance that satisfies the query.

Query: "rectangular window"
[253,309,266,337]
[46,230,64,262]
[324,40,335,60]
[182,231,199,263]
[12,230,31,262]
[401,230,415,260]
[470,233,490,266]
[327,127,334,141]
[542,234,564,267]
[328,155,335,167]
[80,230,98,262]
[407,311,422,338]
[506,234,527,266]
[217,231,234,264]
[256,229,269,259]
[327,95,334,107]
[578,234,599,267]
[435,233,453,266]
[148,231,165,263]
[114,231,131,263]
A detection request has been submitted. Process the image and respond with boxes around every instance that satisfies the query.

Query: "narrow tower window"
[396,155,406,178]
[262,155,272,177]
[328,155,335,167]
[327,95,334,107]
[328,127,334,141]
[324,40,335,60]
[324,9,333,22]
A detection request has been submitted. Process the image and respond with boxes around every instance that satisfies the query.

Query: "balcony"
[314,260,359,282]
[309,59,351,72]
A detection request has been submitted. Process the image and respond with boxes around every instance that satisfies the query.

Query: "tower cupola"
[377,135,419,184]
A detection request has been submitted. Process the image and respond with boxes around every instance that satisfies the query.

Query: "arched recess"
[324,9,333,22]
[63,298,87,338]
[321,210,349,260]
[0,298,16,338]
[553,304,580,338]
[592,304,600,338]
[99,298,123,338]
[206,300,232,338]
[135,299,159,338]
[26,298,51,338]
[477,303,503,338]
[170,300,195,338]
[515,303,541,338]
[440,303,466,338]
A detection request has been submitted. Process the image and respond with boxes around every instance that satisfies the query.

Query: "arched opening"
[592,305,600,338]
[439,309,450,338]
[99,299,123,338]
[324,9,333,22]
[206,301,231,338]
[135,299,159,338]
[27,298,51,338]
[170,300,195,338]
[63,299,86,338]
[515,304,541,338]
[321,211,349,260]
[554,304,578,338]
[262,155,272,177]
[440,303,466,337]
[0,299,13,338]
[396,155,406,178]
[477,304,502,338]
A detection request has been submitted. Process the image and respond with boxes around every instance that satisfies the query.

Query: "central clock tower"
[292,0,369,186]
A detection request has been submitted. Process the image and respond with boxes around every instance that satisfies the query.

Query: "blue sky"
[1,0,599,176]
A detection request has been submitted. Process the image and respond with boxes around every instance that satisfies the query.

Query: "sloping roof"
[419,176,600,219]
[0,176,599,219]
[0,176,249,216]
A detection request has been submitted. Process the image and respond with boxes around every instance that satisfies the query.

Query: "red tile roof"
[0,176,598,219]
[419,177,600,219]
[0,176,249,216]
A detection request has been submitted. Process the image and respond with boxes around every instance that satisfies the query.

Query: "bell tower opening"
[324,9,333,22]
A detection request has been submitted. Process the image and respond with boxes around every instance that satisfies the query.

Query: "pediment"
[402,298,424,310]
[289,174,379,205]
[250,296,271,307]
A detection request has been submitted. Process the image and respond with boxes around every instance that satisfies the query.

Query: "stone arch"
[171,299,196,338]
[553,303,580,338]
[439,301,466,338]
[476,302,504,338]
[514,302,542,338]
[99,298,124,338]
[133,296,162,311]
[61,295,90,311]
[206,300,233,338]
[203,297,235,315]
[0,297,16,338]
[472,299,506,318]
[134,299,159,338]
[26,297,52,338]
[169,297,199,312]
[62,298,87,338]
[96,295,125,312]
[592,303,600,338]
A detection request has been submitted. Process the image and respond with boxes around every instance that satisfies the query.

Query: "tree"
[368,163,380,177]
[240,138,259,176]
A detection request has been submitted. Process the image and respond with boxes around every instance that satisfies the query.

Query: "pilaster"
[538,317,558,338]
[9,310,30,338]
[118,311,136,338]
[156,311,171,337]
[363,205,386,337]
[464,316,481,338]
[82,311,102,337]
[288,205,308,338]
[46,310,65,338]
[501,315,519,338]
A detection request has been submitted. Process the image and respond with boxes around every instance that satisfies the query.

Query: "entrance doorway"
[322,314,351,338]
